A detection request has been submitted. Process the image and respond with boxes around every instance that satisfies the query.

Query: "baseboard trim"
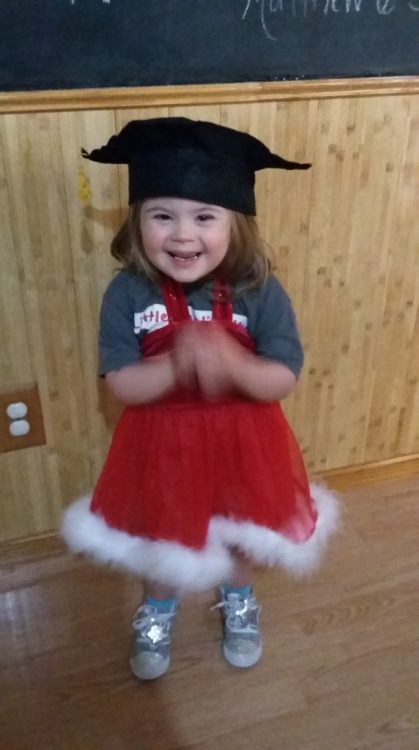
[316,454,419,491]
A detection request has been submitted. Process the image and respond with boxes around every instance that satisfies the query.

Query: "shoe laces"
[132,604,176,649]
[212,593,261,635]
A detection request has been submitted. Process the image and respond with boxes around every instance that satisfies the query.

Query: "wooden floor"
[1,477,419,750]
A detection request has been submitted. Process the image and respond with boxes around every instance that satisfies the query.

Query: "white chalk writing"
[242,0,418,39]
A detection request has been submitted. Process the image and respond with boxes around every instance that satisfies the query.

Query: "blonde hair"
[111,202,272,297]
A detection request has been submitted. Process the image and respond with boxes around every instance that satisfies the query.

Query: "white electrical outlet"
[6,402,28,420]
[9,419,31,437]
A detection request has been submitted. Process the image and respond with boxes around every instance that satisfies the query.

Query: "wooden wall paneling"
[290,98,344,471]
[270,97,368,471]
[293,96,417,472]
[58,109,124,482]
[353,96,414,465]
[399,99,419,453]
[0,135,32,385]
[365,96,419,460]
[0,113,91,533]
[0,118,51,538]
[331,96,383,467]
[349,96,409,463]
[342,95,410,464]
[0,451,50,538]
[343,95,418,467]
[307,95,382,471]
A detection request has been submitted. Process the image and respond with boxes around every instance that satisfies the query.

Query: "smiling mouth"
[167,251,202,261]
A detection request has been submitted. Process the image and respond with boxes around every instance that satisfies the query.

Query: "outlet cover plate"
[0,384,46,453]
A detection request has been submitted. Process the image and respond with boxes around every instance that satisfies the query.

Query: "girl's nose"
[171,218,195,243]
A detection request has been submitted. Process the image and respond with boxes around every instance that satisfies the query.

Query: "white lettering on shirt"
[134,304,248,334]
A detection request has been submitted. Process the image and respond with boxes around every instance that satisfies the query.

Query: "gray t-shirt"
[98,271,304,377]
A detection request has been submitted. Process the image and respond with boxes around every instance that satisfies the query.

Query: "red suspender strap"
[160,276,233,323]
[212,279,233,321]
[160,277,191,323]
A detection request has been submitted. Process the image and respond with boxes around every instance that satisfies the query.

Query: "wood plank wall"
[1,94,418,540]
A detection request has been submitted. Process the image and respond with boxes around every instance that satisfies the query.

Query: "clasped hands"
[171,321,250,400]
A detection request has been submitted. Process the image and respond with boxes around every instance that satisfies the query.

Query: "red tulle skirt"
[90,395,317,550]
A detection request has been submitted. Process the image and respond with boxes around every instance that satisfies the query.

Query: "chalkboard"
[1,0,418,92]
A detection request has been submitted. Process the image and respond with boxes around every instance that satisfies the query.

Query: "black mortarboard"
[82,117,310,215]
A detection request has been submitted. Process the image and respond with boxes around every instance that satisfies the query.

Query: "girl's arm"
[228,351,296,402]
[105,354,177,405]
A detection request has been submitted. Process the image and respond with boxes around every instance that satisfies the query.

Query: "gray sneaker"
[215,589,262,668]
[130,602,177,680]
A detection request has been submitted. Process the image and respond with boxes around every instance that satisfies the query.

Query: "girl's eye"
[197,214,214,222]
[153,213,172,221]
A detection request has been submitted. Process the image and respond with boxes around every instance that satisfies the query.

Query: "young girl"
[62,117,339,681]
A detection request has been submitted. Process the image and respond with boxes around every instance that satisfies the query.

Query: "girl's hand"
[172,324,200,390]
[185,322,247,399]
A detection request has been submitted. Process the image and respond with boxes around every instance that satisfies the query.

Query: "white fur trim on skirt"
[61,484,339,593]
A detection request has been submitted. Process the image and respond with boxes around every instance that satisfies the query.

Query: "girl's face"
[139,197,231,283]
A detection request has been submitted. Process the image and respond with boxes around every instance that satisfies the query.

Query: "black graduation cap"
[82,117,310,215]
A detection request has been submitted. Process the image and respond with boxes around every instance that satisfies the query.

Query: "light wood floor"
[1,477,419,750]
